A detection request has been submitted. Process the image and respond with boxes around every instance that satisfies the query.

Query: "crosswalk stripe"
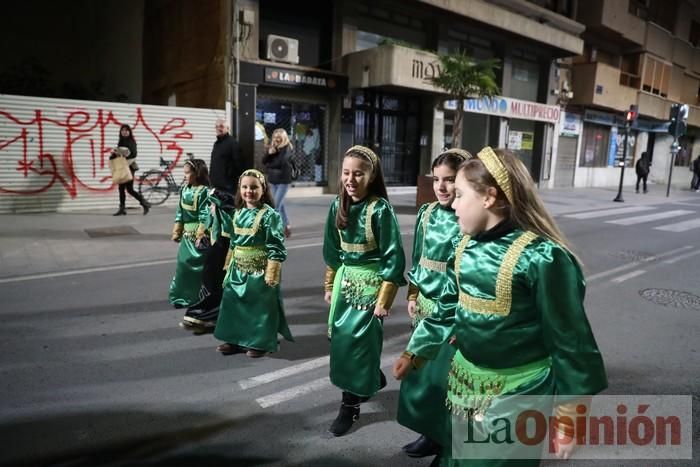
[564,206,655,219]
[610,270,646,283]
[654,217,700,232]
[587,245,693,281]
[663,249,700,264]
[239,356,330,389]
[606,210,695,225]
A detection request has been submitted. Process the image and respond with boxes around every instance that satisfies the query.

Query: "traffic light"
[625,105,638,124]
[668,103,689,138]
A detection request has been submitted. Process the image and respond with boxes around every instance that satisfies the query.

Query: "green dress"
[407,224,608,466]
[214,204,294,353]
[168,185,210,307]
[398,202,461,446]
[323,196,406,398]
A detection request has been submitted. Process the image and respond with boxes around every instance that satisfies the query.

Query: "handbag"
[109,154,133,185]
[289,158,300,181]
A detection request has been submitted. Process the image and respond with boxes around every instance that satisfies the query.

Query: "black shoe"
[113,206,126,216]
[329,404,360,436]
[142,202,150,215]
[403,435,440,458]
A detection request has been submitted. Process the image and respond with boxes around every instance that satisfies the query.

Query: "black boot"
[113,205,126,216]
[142,201,150,215]
[329,392,361,436]
[403,435,441,458]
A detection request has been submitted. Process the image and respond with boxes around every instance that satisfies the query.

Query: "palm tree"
[431,51,500,148]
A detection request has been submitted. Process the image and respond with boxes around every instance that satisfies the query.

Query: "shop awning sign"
[265,67,339,90]
[445,96,561,124]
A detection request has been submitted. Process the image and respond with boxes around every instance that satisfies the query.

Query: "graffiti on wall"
[0,107,192,197]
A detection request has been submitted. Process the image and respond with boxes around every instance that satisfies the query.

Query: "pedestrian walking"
[210,119,243,194]
[111,124,150,216]
[263,128,294,238]
[393,147,607,465]
[214,169,294,358]
[323,145,406,437]
[635,151,650,194]
[397,149,470,461]
[168,159,211,308]
[692,155,700,192]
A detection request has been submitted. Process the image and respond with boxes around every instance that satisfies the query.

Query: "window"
[579,124,611,168]
[642,55,671,97]
[620,54,641,88]
[630,0,678,31]
[690,20,700,47]
[629,0,649,20]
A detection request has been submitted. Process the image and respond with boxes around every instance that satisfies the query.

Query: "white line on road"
[0,259,175,284]
[606,210,694,225]
[256,376,331,408]
[663,249,700,264]
[587,246,693,282]
[563,206,655,219]
[610,270,646,283]
[239,356,330,389]
[654,217,700,232]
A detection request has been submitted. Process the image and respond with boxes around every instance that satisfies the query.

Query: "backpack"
[289,158,300,181]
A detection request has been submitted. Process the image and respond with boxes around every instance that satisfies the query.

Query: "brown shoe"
[246,349,267,358]
[217,343,241,355]
[284,225,291,238]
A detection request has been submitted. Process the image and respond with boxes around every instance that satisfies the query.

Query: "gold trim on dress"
[418,256,447,273]
[416,202,447,272]
[265,260,282,286]
[171,222,184,242]
[233,205,268,236]
[406,282,419,302]
[456,231,537,316]
[339,197,378,253]
[376,280,398,310]
[180,185,206,211]
[324,266,336,292]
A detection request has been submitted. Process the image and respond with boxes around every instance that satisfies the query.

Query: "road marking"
[610,270,646,283]
[654,217,700,232]
[563,206,655,219]
[239,356,330,389]
[587,246,693,282]
[663,249,700,264]
[0,259,175,284]
[606,210,694,225]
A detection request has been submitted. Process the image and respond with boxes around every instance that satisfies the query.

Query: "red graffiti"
[0,106,192,197]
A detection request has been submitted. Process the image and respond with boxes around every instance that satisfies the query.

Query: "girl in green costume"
[323,145,406,437]
[398,149,471,461]
[214,169,293,358]
[169,159,211,308]
[394,148,607,466]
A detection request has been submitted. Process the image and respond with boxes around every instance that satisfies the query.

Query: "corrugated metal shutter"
[0,94,224,213]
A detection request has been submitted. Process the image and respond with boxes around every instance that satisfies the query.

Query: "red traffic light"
[625,104,639,123]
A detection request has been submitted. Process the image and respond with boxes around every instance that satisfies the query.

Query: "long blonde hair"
[460,148,578,262]
[271,128,293,150]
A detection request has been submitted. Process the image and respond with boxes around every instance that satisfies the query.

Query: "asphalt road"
[0,193,698,466]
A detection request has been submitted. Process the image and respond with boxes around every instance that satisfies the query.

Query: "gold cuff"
[223,248,233,271]
[401,351,426,370]
[171,223,184,241]
[195,223,207,240]
[376,281,399,310]
[554,401,585,437]
[406,282,419,302]
[324,266,336,292]
[265,260,282,286]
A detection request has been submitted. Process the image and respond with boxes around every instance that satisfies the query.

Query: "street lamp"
[613,105,638,202]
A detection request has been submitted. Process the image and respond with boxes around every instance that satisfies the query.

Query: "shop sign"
[508,131,534,150]
[446,96,561,124]
[265,67,340,90]
[584,109,670,133]
[560,112,581,136]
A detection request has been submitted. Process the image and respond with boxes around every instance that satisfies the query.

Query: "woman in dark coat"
[113,124,150,215]
[263,128,293,237]
[635,151,650,194]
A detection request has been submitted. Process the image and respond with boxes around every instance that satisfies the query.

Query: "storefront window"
[510,58,540,102]
[580,124,610,167]
[256,98,326,185]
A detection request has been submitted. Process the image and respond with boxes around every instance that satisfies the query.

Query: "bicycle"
[137,153,193,206]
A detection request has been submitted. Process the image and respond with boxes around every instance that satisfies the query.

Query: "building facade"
[563,0,700,190]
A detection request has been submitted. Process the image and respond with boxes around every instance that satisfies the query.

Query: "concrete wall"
[571,62,638,112]
[0,0,144,103]
[645,23,674,59]
[672,38,694,69]
[601,0,647,45]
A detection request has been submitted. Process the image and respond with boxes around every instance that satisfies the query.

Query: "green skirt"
[328,263,384,397]
[397,298,456,445]
[214,248,293,353]
[168,229,208,307]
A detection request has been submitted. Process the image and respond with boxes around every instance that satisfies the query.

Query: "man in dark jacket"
[210,119,242,194]
[692,156,700,191]
[635,151,650,194]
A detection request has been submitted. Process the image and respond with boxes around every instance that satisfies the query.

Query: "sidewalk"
[0,185,697,280]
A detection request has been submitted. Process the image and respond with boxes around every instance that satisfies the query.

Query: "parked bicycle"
[137,153,194,206]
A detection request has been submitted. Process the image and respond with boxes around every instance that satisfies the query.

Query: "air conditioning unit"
[266,34,299,64]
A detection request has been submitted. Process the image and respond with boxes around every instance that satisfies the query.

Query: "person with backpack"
[635,151,650,194]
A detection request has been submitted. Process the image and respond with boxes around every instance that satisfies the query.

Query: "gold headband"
[239,169,267,188]
[346,145,379,173]
[441,148,473,161]
[477,147,513,204]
